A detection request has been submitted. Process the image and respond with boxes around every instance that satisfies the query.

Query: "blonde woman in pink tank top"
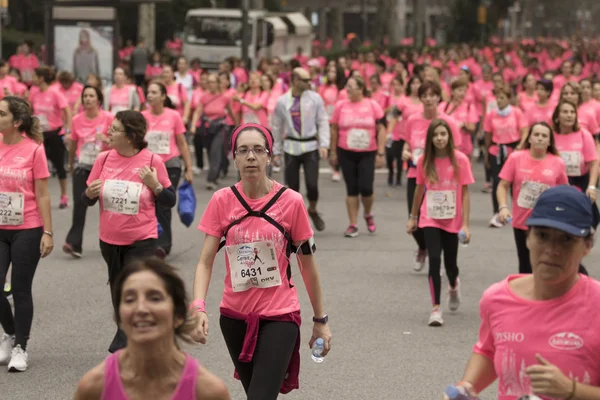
[74,259,230,400]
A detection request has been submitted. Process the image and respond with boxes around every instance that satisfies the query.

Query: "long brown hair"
[422,119,459,184]
[552,100,580,133]
[521,122,560,156]
[2,96,43,143]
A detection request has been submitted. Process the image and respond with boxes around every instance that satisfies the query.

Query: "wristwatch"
[153,184,164,196]
[312,315,328,324]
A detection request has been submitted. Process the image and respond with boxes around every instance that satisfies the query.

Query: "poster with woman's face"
[54,24,113,86]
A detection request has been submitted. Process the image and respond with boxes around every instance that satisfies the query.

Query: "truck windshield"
[184,16,250,46]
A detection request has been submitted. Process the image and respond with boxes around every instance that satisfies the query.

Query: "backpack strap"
[100,151,111,172]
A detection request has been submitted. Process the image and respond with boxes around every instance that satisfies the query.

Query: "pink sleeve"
[197,195,224,238]
[460,155,475,185]
[498,152,517,182]
[557,159,569,185]
[415,157,425,185]
[582,131,599,162]
[179,85,188,103]
[33,56,40,69]
[516,109,528,130]
[173,113,186,135]
[70,118,80,141]
[467,106,479,124]
[258,91,269,107]
[587,114,599,135]
[483,113,492,132]
[153,157,173,188]
[55,91,69,110]
[32,145,50,180]
[401,118,411,142]
[472,293,496,360]
[291,196,314,241]
[371,99,385,120]
[330,102,342,124]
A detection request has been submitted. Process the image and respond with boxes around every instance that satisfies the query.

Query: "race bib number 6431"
[226,241,282,292]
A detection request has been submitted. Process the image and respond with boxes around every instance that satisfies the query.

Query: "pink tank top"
[101,351,199,400]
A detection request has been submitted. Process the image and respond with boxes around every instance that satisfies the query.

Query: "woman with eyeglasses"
[190,123,332,399]
[81,110,176,353]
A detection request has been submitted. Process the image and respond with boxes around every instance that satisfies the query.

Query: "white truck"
[182,8,313,70]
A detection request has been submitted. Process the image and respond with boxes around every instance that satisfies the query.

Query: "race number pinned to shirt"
[412,148,424,165]
[146,131,171,155]
[35,114,50,132]
[517,181,549,209]
[326,105,335,118]
[0,192,24,226]
[560,151,582,176]
[226,241,281,292]
[347,129,371,150]
[426,190,457,219]
[102,180,143,215]
[242,112,260,125]
[79,141,101,165]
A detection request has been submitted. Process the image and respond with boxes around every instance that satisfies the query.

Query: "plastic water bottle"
[311,338,325,363]
[458,230,468,247]
[505,216,512,225]
[94,127,103,151]
[445,385,479,400]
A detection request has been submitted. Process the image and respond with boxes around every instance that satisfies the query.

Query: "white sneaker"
[8,345,28,372]
[448,279,461,312]
[0,334,14,364]
[332,171,341,182]
[192,167,202,176]
[489,213,503,228]
[428,308,444,326]
[272,165,281,173]
[413,249,427,272]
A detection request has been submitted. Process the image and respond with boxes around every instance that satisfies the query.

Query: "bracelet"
[565,378,576,400]
[377,152,385,156]
[499,205,509,211]
[409,214,418,220]
[588,185,596,190]
[189,298,206,314]
[43,230,53,237]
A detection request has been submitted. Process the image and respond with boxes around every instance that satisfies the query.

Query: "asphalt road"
[2,162,598,400]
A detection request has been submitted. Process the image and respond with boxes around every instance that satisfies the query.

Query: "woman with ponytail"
[0,96,54,372]
[142,81,193,257]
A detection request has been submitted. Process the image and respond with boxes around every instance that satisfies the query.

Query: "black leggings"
[386,140,403,184]
[0,227,43,349]
[490,154,505,214]
[44,128,67,180]
[284,150,320,202]
[193,129,205,169]
[99,238,157,353]
[65,168,91,253]
[513,228,531,274]
[156,166,181,254]
[338,148,376,197]
[423,227,459,306]
[220,315,298,400]
[406,177,426,251]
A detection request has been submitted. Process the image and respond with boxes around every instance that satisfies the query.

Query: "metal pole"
[241,0,249,68]
[361,0,368,41]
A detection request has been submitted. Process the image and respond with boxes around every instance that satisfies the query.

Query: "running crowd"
[0,36,600,399]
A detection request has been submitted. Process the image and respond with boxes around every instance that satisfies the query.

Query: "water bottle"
[311,338,325,363]
[445,385,479,400]
[505,216,512,225]
[94,127,103,151]
[458,230,468,247]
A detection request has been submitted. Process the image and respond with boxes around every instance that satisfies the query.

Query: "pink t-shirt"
[11,81,27,97]
[319,85,340,120]
[0,137,50,230]
[483,108,528,156]
[402,113,463,178]
[580,100,600,126]
[198,181,314,316]
[200,92,230,121]
[371,90,390,110]
[107,86,133,114]
[331,98,384,152]
[57,82,84,110]
[241,90,269,126]
[554,130,598,177]
[439,101,479,155]
[416,150,475,233]
[474,274,600,400]
[498,150,568,230]
[141,108,186,162]
[29,87,69,132]
[86,149,172,245]
[473,80,495,116]
[12,54,39,84]
[526,102,555,126]
[166,83,188,116]
[71,110,114,161]
[0,76,16,100]
[145,64,163,81]
[518,91,538,112]
[577,108,600,136]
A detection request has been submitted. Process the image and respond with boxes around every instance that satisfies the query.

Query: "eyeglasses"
[108,126,124,134]
[235,146,269,156]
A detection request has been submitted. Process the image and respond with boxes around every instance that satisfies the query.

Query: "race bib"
[111,105,128,115]
[242,112,260,125]
[102,180,143,215]
[486,99,498,113]
[517,181,549,209]
[226,241,281,292]
[347,128,371,150]
[0,192,24,226]
[35,114,50,132]
[412,148,424,165]
[326,105,335,118]
[79,141,100,165]
[560,151,581,176]
[22,69,33,82]
[426,190,457,219]
[146,131,171,155]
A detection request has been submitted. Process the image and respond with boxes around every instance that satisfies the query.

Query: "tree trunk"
[330,7,343,50]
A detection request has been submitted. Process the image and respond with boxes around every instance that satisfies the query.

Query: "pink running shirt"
[331,98,384,152]
[526,102,555,126]
[0,137,49,230]
[498,150,568,230]
[57,81,84,110]
[86,148,172,245]
[101,351,199,400]
[71,111,114,162]
[29,88,69,132]
[483,108,528,157]
[553,130,598,177]
[241,90,269,126]
[439,101,479,155]
[166,83,188,116]
[198,181,313,316]
[474,274,600,400]
[416,150,475,233]
[141,108,186,163]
